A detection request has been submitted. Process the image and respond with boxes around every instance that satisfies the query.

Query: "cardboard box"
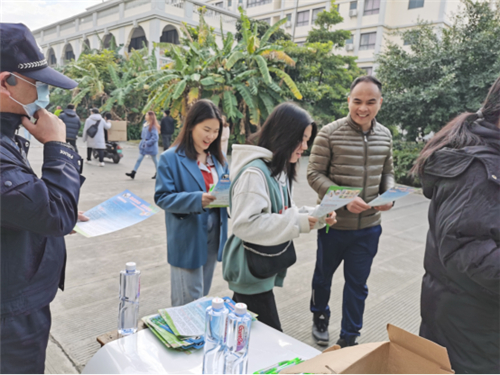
[280,324,454,374]
[107,120,127,142]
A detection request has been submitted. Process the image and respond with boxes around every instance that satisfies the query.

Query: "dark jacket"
[160,116,175,135]
[59,109,81,140]
[419,120,500,374]
[0,113,84,317]
[307,115,395,230]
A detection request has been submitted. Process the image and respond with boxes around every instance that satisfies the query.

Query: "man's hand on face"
[21,109,66,144]
[346,197,371,214]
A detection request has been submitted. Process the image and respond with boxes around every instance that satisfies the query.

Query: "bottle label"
[236,323,247,351]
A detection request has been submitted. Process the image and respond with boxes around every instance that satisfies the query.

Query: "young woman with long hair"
[413,76,500,374]
[222,102,337,331]
[154,100,229,306]
[126,111,161,179]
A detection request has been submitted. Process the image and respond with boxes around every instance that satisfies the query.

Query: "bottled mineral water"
[223,303,252,374]
[118,262,141,336]
[202,298,229,374]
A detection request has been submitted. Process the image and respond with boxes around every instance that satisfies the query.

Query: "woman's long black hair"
[248,102,317,183]
[172,99,225,165]
[412,76,500,175]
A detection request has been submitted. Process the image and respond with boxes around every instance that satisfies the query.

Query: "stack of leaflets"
[142,296,255,352]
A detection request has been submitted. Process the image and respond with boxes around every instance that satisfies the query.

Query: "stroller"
[93,141,123,164]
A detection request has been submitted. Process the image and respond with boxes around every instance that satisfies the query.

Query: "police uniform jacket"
[0,113,84,317]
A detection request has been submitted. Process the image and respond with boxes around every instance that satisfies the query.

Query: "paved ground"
[23,136,429,374]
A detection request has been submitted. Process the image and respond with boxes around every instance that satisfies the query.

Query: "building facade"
[206,0,463,74]
[33,0,239,67]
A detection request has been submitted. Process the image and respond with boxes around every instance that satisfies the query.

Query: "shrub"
[392,141,424,187]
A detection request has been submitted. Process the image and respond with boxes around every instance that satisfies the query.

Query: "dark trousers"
[310,225,382,339]
[0,305,51,374]
[162,134,172,151]
[87,147,104,162]
[233,290,282,332]
[66,138,78,153]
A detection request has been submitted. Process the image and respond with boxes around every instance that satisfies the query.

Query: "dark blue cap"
[0,23,77,89]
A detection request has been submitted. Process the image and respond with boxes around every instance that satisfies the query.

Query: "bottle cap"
[235,303,247,315]
[212,297,224,310]
[125,262,136,272]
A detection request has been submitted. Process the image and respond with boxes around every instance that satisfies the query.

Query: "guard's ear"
[6,74,17,86]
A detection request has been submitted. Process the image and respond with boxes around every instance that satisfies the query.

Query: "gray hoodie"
[230,144,324,247]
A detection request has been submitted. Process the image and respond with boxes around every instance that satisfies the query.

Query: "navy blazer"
[154,146,229,269]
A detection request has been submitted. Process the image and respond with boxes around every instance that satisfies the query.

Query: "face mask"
[8,73,50,117]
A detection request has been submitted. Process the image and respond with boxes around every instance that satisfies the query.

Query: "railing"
[165,0,185,9]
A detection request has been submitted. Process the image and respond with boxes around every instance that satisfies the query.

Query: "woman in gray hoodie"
[223,103,337,330]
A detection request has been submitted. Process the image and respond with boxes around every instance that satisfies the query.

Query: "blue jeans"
[310,225,382,339]
[170,209,221,306]
[134,153,158,172]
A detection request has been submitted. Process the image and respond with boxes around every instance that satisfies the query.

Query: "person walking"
[0,22,85,373]
[222,102,336,331]
[412,77,500,374]
[126,111,160,179]
[82,108,110,167]
[155,100,229,307]
[307,75,395,347]
[160,109,175,151]
[221,115,230,156]
[59,103,81,153]
[53,105,62,116]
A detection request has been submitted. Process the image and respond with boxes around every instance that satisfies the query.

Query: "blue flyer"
[369,186,419,207]
[74,190,160,237]
[207,175,231,208]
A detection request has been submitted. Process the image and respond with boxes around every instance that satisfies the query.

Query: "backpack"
[86,120,100,138]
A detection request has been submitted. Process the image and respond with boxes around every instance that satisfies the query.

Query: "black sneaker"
[312,312,330,346]
[336,336,359,348]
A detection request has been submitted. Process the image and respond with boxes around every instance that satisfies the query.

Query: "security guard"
[0,23,84,373]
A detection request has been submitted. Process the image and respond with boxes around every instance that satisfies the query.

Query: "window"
[215,2,223,7]
[346,34,354,44]
[65,49,75,61]
[408,0,424,9]
[161,29,179,44]
[296,10,310,27]
[260,18,271,24]
[359,32,376,50]
[364,0,380,15]
[335,4,340,11]
[363,67,373,75]
[350,1,357,10]
[403,30,418,45]
[286,13,292,21]
[228,0,232,6]
[312,7,325,23]
[247,0,271,8]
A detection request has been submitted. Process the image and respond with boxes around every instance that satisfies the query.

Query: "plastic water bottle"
[202,298,229,374]
[223,303,252,374]
[118,262,140,336]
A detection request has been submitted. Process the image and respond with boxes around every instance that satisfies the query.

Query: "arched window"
[64,44,75,62]
[102,33,116,50]
[160,25,179,45]
[82,38,91,51]
[46,48,57,66]
[128,26,148,52]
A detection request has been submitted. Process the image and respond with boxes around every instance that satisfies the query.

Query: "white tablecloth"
[83,321,320,374]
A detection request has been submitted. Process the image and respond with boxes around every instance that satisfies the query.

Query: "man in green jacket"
[307,76,395,347]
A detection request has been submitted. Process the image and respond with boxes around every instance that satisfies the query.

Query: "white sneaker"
[99,162,105,167]
[85,160,92,164]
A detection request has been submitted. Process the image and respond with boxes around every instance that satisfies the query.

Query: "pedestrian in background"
[126,111,160,179]
[412,76,500,374]
[59,103,81,153]
[0,22,84,374]
[223,102,336,331]
[160,109,175,151]
[53,105,62,116]
[104,112,112,143]
[220,115,230,156]
[307,75,394,347]
[155,100,229,306]
[83,108,110,167]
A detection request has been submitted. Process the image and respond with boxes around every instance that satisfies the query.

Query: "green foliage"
[140,8,301,138]
[392,141,424,187]
[235,18,291,43]
[376,0,500,140]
